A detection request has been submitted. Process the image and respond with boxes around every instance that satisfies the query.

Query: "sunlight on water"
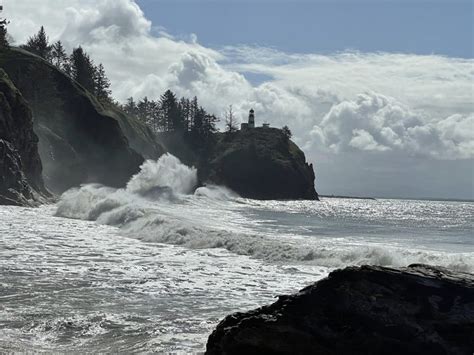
[0,206,327,352]
[1,155,473,352]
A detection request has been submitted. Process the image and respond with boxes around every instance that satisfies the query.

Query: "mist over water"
[56,154,474,272]
[1,153,473,352]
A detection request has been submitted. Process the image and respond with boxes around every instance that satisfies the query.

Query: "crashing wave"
[55,154,474,273]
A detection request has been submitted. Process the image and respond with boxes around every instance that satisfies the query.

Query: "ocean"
[1,154,473,353]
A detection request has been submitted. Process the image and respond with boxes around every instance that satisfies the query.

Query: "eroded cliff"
[0,68,47,205]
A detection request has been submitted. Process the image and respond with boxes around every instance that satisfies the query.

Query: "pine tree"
[282,125,292,139]
[70,47,95,93]
[0,18,9,49]
[189,96,199,132]
[94,63,112,103]
[22,26,51,60]
[137,96,153,126]
[192,106,205,136]
[51,41,68,69]
[124,97,138,117]
[147,99,160,132]
[159,90,182,132]
[178,97,191,131]
[203,113,219,136]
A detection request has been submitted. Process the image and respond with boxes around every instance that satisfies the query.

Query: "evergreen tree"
[51,41,68,69]
[203,113,219,136]
[178,97,191,131]
[62,61,72,77]
[149,99,162,132]
[22,26,51,60]
[137,96,153,126]
[0,18,9,49]
[70,47,95,93]
[225,105,238,133]
[192,106,205,136]
[159,90,182,132]
[122,92,219,138]
[124,97,138,117]
[94,63,112,103]
[189,96,199,132]
[282,125,292,139]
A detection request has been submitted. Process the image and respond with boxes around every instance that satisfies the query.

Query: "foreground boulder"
[0,69,48,205]
[206,264,474,355]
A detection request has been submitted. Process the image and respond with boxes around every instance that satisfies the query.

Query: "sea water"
[1,154,473,352]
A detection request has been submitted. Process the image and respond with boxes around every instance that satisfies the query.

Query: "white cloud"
[311,92,473,159]
[350,129,390,152]
[5,0,474,196]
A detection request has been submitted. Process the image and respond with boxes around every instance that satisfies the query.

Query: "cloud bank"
[6,0,473,198]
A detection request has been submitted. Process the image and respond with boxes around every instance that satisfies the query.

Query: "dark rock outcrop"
[0,48,164,193]
[158,127,318,200]
[0,69,48,205]
[206,264,474,355]
[0,140,35,205]
[207,128,318,200]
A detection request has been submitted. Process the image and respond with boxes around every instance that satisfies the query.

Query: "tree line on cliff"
[6,26,223,137]
[1,24,291,149]
[20,26,113,105]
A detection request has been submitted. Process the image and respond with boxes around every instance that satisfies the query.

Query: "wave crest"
[55,154,473,273]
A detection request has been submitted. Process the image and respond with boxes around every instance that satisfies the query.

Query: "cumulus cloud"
[311,92,473,159]
[5,0,473,196]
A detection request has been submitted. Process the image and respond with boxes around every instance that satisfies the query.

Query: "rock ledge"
[206,264,474,355]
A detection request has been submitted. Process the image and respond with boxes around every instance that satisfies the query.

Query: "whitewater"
[1,154,473,352]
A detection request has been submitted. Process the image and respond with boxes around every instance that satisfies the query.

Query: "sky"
[5,0,474,199]
[138,0,473,58]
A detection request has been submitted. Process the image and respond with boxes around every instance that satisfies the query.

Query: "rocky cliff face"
[206,264,474,355]
[206,128,318,200]
[0,48,164,193]
[0,69,47,205]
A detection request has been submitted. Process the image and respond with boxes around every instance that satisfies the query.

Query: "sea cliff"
[0,68,48,205]
[0,48,164,193]
[158,127,319,200]
[207,128,318,200]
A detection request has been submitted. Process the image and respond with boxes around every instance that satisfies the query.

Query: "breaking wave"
[126,154,197,195]
[56,154,474,272]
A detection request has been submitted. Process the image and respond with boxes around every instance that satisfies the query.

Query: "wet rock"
[206,264,474,355]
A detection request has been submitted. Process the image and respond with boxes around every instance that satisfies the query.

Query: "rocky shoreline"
[206,264,474,355]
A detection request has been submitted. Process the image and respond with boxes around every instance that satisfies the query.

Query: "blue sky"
[138,0,473,58]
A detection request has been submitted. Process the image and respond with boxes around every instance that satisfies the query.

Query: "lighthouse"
[248,109,255,128]
[240,109,256,131]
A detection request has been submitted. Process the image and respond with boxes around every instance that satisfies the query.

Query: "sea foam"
[56,154,474,273]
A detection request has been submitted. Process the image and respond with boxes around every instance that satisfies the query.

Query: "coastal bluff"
[0,47,164,193]
[206,264,474,355]
[0,69,48,205]
[207,128,318,200]
[159,127,319,200]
